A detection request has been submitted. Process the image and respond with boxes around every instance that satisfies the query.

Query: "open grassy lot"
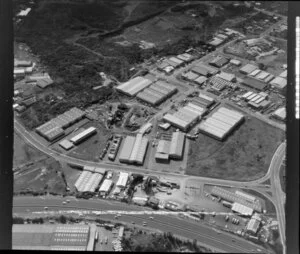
[13,132,47,168]
[14,158,66,195]
[186,117,285,181]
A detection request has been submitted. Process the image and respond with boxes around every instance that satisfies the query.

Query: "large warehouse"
[116,76,152,96]
[36,107,86,141]
[198,107,244,141]
[136,81,177,106]
[70,127,97,145]
[239,64,258,75]
[118,134,149,165]
[169,131,186,160]
[155,140,171,162]
[191,63,219,77]
[74,167,106,193]
[12,224,96,251]
[163,102,206,131]
[241,76,269,91]
[116,172,129,189]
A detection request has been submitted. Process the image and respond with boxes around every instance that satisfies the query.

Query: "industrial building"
[70,127,97,145]
[210,76,236,91]
[12,224,96,251]
[36,77,54,89]
[138,122,152,135]
[36,107,86,141]
[155,140,171,162]
[211,186,262,213]
[198,107,244,141]
[192,93,215,108]
[116,172,129,189]
[99,179,113,196]
[230,59,241,66]
[231,202,254,216]
[163,102,206,131]
[118,134,149,165]
[239,64,258,75]
[209,55,230,68]
[176,53,193,62]
[116,76,152,96]
[169,131,186,160]
[272,107,286,121]
[270,76,287,93]
[136,81,177,106]
[182,71,199,81]
[216,72,236,82]
[241,76,269,91]
[191,63,219,77]
[246,216,261,235]
[74,167,105,193]
[59,139,74,150]
[208,37,224,47]
[279,70,287,78]
[194,76,208,86]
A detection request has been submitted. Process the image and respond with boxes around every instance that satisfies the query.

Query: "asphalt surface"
[13,196,268,253]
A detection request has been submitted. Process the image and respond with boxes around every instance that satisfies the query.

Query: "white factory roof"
[119,136,136,162]
[232,202,254,216]
[176,53,192,62]
[250,95,261,102]
[116,76,152,96]
[82,173,103,192]
[75,171,93,192]
[270,76,287,89]
[199,93,214,102]
[216,72,236,82]
[253,96,265,104]
[169,131,185,158]
[17,8,31,16]
[209,37,224,46]
[70,127,96,144]
[256,71,270,80]
[99,179,113,193]
[246,93,258,101]
[169,57,184,65]
[248,69,261,77]
[279,70,287,78]
[242,91,253,98]
[116,172,129,188]
[240,64,258,74]
[59,140,74,150]
[156,140,171,154]
[194,76,208,85]
[246,218,260,234]
[163,113,190,130]
[139,123,152,135]
[230,59,241,66]
[272,107,286,120]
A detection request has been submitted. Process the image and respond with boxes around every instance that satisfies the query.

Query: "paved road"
[13,196,269,253]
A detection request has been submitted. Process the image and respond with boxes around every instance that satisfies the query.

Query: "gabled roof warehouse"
[169,131,186,159]
[198,107,244,141]
[241,77,268,91]
[239,64,258,75]
[82,173,103,193]
[119,136,136,163]
[70,127,97,145]
[116,76,152,96]
[99,179,113,194]
[232,202,254,216]
[270,76,287,90]
[116,172,129,188]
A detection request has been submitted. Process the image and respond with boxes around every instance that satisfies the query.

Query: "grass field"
[186,117,285,181]
[14,158,66,195]
[13,133,47,168]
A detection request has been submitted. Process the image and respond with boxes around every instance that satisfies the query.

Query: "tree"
[58,215,67,224]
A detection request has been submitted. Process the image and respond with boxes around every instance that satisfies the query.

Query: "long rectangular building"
[116,76,152,96]
[198,107,244,140]
[169,131,186,160]
[116,172,129,188]
[70,127,97,145]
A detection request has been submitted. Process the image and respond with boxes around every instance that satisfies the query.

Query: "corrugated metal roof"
[70,127,96,143]
[157,140,171,154]
[119,136,136,162]
[169,131,185,158]
[240,64,258,74]
[194,76,207,84]
[116,172,129,188]
[99,179,113,192]
[163,114,189,130]
[232,202,254,216]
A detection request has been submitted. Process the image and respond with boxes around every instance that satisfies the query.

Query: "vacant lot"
[13,133,47,168]
[187,117,285,181]
[14,158,66,195]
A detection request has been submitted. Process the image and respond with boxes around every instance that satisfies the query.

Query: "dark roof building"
[241,77,269,91]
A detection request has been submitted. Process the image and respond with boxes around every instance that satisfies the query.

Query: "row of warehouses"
[241,91,271,110]
[136,80,177,106]
[157,53,193,74]
[116,77,177,106]
[163,101,207,132]
[74,166,130,196]
[239,64,287,92]
[12,224,96,251]
[198,107,244,141]
[35,107,86,141]
[208,28,244,47]
[155,131,186,162]
[118,134,149,165]
[211,186,262,215]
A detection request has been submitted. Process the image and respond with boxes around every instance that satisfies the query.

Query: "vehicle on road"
[44,207,48,210]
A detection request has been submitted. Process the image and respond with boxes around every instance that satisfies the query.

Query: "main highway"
[13,196,269,253]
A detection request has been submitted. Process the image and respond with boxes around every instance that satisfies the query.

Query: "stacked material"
[169,131,186,159]
[163,103,206,131]
[119,134,149,165]
[198,107,244,140]
[137,81,177,106]
[116,76,152,96]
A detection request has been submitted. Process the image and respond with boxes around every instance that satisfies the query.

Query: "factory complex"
[35,107,86,141]
[118,134,149,165]
[198,107,244,141]
[163,102,207,131]
[12,224,96,251]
